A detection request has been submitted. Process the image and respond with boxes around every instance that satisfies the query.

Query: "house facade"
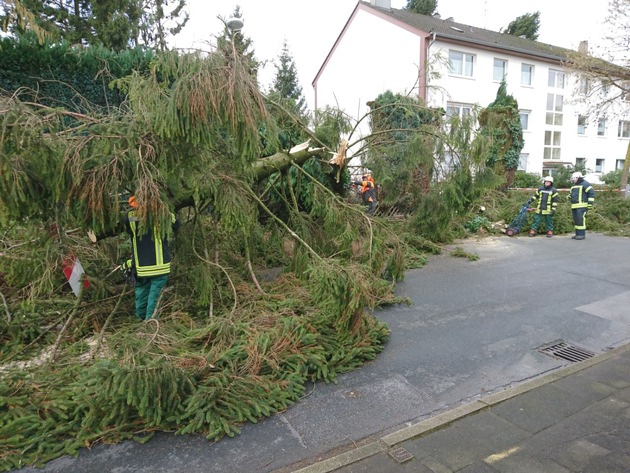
[313,0,629,182]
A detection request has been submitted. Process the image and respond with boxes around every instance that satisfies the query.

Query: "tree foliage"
[366,91,442,212]
[0,0,188,51]
[0,33,409,470]
[267,40,309,149]
[405,0,438,15]
[478,80,523,187]
[503,11,540,41]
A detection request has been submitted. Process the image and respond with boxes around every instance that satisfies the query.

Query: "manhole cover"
[538,340,595,363]
[389,447,414,463]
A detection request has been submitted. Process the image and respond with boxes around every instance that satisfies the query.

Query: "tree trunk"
[252,140,326,180]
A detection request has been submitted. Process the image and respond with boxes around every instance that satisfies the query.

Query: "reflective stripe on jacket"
[125,211,179,277]
[570,179,595,209]
[533,186,558,215]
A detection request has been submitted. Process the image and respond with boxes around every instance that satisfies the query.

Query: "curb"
[290,342,630,473]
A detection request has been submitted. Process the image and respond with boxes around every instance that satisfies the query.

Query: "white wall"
[317,12,629,178]
[426,40,629,177]
[316,9,422,144]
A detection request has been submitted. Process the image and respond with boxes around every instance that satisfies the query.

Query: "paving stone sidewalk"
[291,343,630,473]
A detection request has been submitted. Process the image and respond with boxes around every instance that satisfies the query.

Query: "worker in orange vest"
[353,174,377,215]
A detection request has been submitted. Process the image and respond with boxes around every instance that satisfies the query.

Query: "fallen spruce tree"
[0,44,407,469]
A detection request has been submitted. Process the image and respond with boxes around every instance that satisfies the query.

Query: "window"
[578,77,590,95]
[544,130,562,160]
[576,157,586,169]
[493,58,507,81]
[601,80,610,96]
[519,110,530,131]
[595,159,604,173]
[616,159,625,170]
[449,50,475,77]
[548,69,565,89]
[545,94,563,126]
[597,117,606,136]
[446,102,473,119]
[577,115,587,135]
[521,64,534,86]
[618,120,630,138]
[518,153,529,171]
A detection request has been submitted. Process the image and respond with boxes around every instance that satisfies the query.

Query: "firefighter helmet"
[543,176,554,184]
[571,172,583,180]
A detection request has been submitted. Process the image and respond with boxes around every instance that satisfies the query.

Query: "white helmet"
[572,172,583,179]
[543,176,554,184]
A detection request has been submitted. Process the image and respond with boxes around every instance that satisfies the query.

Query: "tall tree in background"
[0,0,188,51]
[564,0,630,191]
[503,11,540,40]
[405,0,438,15]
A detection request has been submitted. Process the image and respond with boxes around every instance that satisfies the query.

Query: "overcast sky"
[170,0,608,108]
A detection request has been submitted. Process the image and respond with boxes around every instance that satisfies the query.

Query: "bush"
[601,170,621,188]
[511,171,540,188]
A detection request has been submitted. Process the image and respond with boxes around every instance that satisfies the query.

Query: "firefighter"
[529,176,558,237]
[569,172,595,240]
[125,195,180,320]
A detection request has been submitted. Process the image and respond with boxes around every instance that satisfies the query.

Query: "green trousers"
[531,213,554,232]
[135,274,169,320]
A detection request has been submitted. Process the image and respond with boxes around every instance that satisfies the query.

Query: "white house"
[313,0,629,181]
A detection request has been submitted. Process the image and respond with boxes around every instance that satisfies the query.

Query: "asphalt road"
[16,232,630,473]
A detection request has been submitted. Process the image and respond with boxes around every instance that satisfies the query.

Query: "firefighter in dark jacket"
[529,176,559,237]
[569,171,595,240]
[125,195,180,319]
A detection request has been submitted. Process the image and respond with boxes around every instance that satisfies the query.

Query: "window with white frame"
[518,153,528,171]
[446,102,473,119]
[618,120,630,138]
[578,77,590,95]
[521,63,534,86]
[545,94,563,126]
[597,117,606,136]
[493,58,507,81]
[544,130,562,160]
[548,69,565,89]
[595,159,604,173]
[577,115,587,135]
[575,157,586,169]
[448,50,475,77]
[616,159,625,170]
[601,80,610,96]
[519,110,530,131]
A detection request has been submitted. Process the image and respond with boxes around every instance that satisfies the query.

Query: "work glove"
[120,259,136,285]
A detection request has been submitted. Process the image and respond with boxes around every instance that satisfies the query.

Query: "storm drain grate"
[389,447,414,464]
[538,340,595,363]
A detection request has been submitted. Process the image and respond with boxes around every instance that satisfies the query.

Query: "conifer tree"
[478,80,524,187]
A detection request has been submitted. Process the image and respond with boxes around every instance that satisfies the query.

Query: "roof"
[360,1,574,62]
